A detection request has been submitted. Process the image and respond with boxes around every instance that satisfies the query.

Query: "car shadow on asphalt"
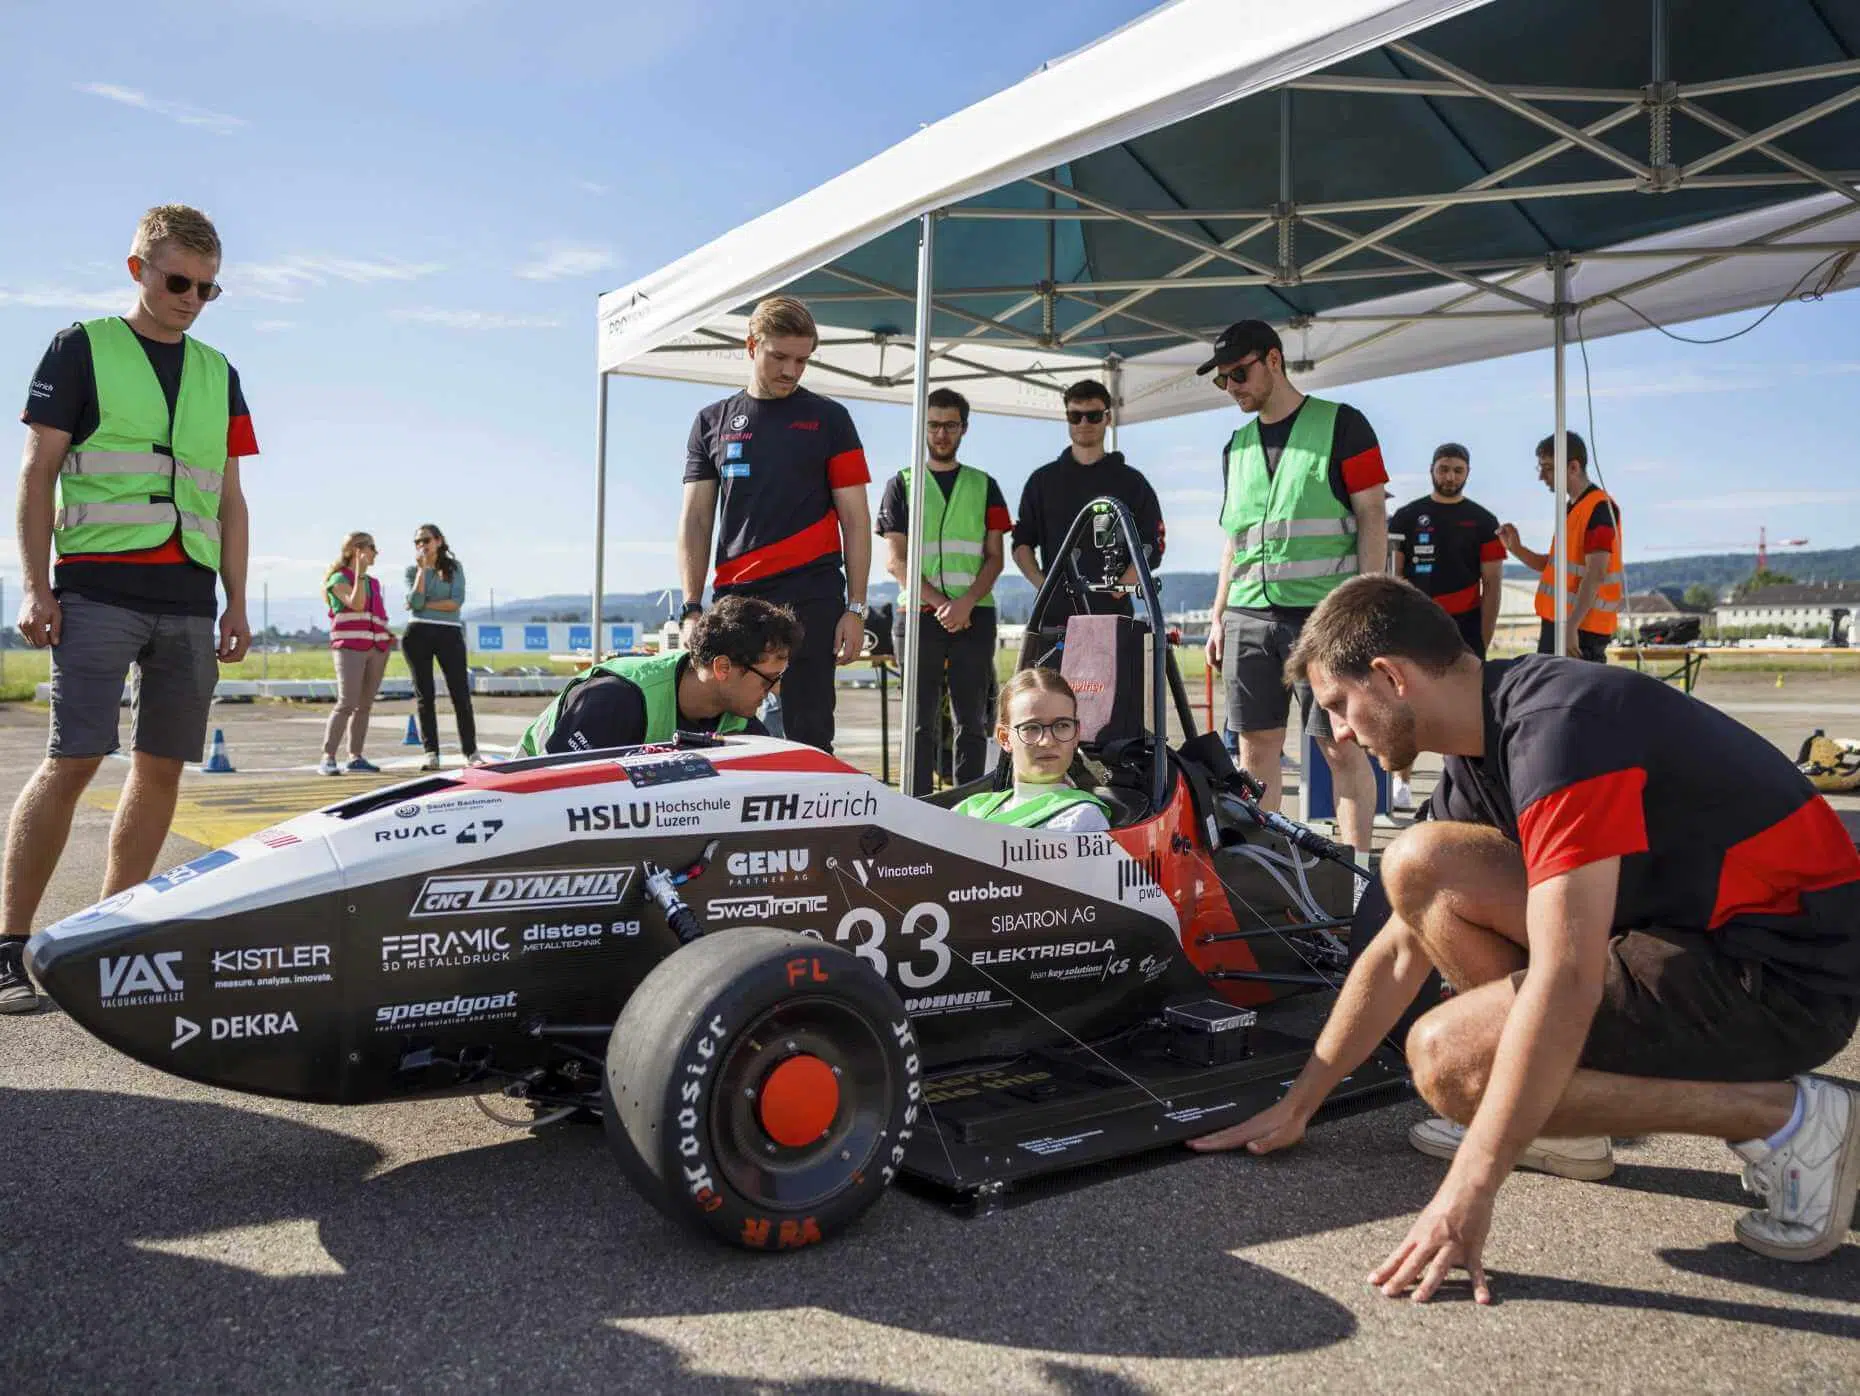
[0,1086,1439,1390]
[1497,1272,1860,1336]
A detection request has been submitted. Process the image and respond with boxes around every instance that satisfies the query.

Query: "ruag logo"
[380,927,513,972]
[566,803,652,834]
[706,893,830,923]
[211,944,333,991]
[724,848,814,885]
[411,867,635,918]
[947,881,1022,903]
[377,822,446,843]
[373,991,519,1032]
[172,1011,301,1048]
[99,952,183,1007]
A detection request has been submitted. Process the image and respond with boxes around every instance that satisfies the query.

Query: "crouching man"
[1192,575,1860,1300]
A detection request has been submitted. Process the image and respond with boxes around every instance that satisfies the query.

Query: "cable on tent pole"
[592,371,609,659]
[1551,251,1572,660]
[899,212,937,796]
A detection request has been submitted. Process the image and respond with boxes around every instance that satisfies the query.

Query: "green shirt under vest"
[515,651,749,756]
[954,785,1110,828]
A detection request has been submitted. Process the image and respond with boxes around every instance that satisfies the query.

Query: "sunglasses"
[1065,409,1107,425]
[1212,357,1261,390]
[414,535,436,545]
[1011,717,1079,745]
[146,264,222,302]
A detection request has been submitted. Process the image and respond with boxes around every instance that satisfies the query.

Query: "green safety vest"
[515,650,748,756]
[1219,396,1358,609]
[903,464,994,606]
[54,317,229,571]
[954,785,1110,827]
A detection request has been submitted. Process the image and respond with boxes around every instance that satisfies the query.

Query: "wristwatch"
[846,601,869,619]
[678,602,704,621]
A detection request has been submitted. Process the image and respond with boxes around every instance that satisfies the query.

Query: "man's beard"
[928,443,958,463]
[1432,477,1463,498]
[1376,701,1420,773]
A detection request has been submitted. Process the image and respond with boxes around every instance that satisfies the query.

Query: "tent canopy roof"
[598,0,1860,422]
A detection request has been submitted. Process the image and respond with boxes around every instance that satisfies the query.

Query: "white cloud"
[234,256,443,303]
[515,242,617,282]
[393,308,563,330]
[251,319,297,332]
[0,287,128,313]
[75,83,247,135]
[577,180,610,195]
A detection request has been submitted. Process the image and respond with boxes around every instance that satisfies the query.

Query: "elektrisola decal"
[411,867,635,917]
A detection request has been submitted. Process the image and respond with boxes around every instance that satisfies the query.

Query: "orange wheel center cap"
[758,1053,840,1148]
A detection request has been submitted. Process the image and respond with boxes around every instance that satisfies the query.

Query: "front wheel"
[604,928,921,1251]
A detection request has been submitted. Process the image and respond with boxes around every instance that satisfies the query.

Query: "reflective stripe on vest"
[515,650,748,757]
[54,317,229,571]
[328,571,393,650]
[954,785,1110,827]
[1533,487,1625,635]
[904,464,994,605]
[1218,397,1359,609]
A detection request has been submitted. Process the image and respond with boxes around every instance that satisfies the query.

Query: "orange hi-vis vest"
[1534,486,1623,637]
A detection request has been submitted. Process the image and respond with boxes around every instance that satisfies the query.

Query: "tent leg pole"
[593,372,610,661]
[1552,253,1570,659]
[899,212,937,797]
[1106,357,1122,452]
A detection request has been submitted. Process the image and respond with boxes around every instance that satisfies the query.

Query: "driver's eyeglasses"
[746,662,787,691]
[1012,717,1079,745]
[1212,357,1260,390]
[1065,409,1107,425]
[148,265,222,302]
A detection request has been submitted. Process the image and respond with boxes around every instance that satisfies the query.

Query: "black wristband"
[678,602,704,621]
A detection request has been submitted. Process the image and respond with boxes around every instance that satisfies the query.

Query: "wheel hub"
[757,1053,841,1147]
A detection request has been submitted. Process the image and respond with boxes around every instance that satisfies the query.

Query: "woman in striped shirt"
[321,531,393,775]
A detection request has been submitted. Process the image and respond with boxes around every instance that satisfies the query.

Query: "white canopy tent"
[594,0,1860,791]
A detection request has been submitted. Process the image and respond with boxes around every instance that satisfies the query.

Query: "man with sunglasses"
[1010,380,1165,622]
[515,595,798,756]
[3,204,256,1015]
[1201,320,1387,859]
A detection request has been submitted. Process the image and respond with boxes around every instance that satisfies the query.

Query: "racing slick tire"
[604,927,922,1252]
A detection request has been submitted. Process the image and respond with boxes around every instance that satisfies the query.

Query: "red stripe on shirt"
[1430,581,1482,616]
[714,511,842,588]
[1480,538,1506,563]
[62,413,255,564]
[1340,444,1388,495]
[1518,768,1649,885]
[985,505,1013,533]
[1710,797,1860,926]
[1584,524,1615,554]
[826,448,870,489]
[229,414,259,458]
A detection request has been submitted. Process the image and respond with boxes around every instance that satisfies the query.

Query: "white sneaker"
[317,757,340,776]
[1390,776,1414,812]
[1731,1075,1860,1262]
[1407,1116,1616,1181]
[419,753,442,772]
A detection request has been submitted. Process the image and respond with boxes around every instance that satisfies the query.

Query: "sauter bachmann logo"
[411,867,634,918]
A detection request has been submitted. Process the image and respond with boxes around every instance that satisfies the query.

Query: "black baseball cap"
[1197,320,1283,376]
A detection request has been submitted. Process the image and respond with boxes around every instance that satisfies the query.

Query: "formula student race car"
[29,499,1410,1252]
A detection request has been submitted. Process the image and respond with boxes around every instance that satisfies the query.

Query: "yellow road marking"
[83,773,405,848]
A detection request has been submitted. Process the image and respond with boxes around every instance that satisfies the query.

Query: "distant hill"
[1503,547,1860,598]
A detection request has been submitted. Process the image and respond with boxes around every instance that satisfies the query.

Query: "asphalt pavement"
[1,677,1857,1394]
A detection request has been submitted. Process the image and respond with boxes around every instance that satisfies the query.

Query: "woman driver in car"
[954,668,1111,832]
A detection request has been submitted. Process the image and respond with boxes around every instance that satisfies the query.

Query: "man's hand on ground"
[833,610,866,665]
[16,586,61,648]
[1369,1177,1495,1305]
[1186,1096,1308,1155]
[217,605,252,664]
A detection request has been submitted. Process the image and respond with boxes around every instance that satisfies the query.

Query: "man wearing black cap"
[1201,321,1387,858]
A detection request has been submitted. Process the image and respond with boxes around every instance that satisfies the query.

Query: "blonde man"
[4,205,257,1013]
[676,296,872,753]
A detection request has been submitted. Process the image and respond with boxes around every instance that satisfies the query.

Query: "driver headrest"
[1060,614,1145,746]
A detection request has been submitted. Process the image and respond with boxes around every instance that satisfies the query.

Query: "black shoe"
[0,938,40,1015]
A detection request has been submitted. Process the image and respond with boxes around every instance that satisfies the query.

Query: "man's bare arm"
[1011,543,1043,590]
[1569,550,1609,632]
[677,480,718,608]
[217,457,252,662]
[1351,486,1387,576]
[832,484,872,606]
[1480,558,1504,648]
[14,423,69,645]
[883,531,949,608]
[960,529,1006,607]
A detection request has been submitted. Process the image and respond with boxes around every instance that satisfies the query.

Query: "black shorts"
[1537,619,1610,663]
[1512,929,1860,1082]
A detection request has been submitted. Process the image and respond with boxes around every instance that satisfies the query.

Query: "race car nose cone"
[758,1053,840,1148]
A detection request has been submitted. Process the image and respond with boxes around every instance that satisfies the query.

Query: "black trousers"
[771,592,846,753]
[892,608,998,796]
[402,623,477,756]
[1538,619,1611,663]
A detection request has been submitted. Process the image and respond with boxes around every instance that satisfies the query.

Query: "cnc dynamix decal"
[411,867,636,918]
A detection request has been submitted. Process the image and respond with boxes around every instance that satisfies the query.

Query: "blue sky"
[5,0,1858,631]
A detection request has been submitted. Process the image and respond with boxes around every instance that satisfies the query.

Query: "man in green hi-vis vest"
[877,388,1013,796]
[516,595,800,756]
[3,205,257,1016]
[1200,321,1388,859]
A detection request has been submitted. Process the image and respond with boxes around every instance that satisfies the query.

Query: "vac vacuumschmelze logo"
[411,867,635,918]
